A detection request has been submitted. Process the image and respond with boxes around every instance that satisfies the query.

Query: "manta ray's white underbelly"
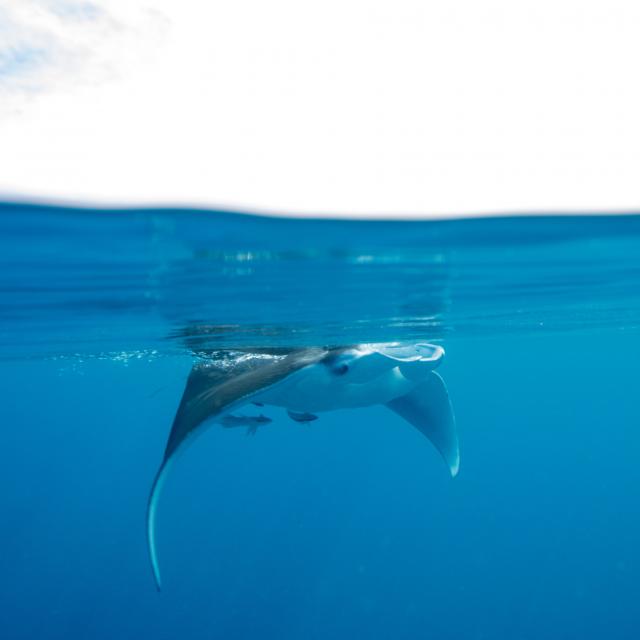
[254,365,416,413]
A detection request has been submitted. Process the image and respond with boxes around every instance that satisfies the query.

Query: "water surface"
[1,203,639,639]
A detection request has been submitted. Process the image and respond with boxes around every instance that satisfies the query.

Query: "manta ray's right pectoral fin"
[385,371,459,477]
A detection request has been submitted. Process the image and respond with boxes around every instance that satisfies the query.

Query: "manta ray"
[147,342,458,590]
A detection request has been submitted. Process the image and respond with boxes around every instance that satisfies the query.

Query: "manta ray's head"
[323,342,444,383]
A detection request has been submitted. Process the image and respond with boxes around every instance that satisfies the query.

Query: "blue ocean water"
[1,202,640,639]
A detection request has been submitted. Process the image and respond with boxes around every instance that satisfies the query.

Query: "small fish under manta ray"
[147,341,458,591]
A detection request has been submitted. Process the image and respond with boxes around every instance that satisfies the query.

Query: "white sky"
[1,0,640,218]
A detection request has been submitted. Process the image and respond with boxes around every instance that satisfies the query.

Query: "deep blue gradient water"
[1,203,640,639]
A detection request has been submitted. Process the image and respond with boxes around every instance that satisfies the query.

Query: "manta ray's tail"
[146,459,171,592]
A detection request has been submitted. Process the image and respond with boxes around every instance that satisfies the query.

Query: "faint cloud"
[42,1,103,21]
[0,45,48,80]
[0,1,169,112]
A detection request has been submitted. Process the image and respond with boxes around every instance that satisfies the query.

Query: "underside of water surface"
[2,202,640,360]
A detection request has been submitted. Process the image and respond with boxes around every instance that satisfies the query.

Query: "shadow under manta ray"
[147,342,458,591]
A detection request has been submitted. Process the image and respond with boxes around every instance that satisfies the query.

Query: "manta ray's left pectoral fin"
[385,371,459,477]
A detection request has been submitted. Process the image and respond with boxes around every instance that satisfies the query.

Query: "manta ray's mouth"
[368,342,444,362]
